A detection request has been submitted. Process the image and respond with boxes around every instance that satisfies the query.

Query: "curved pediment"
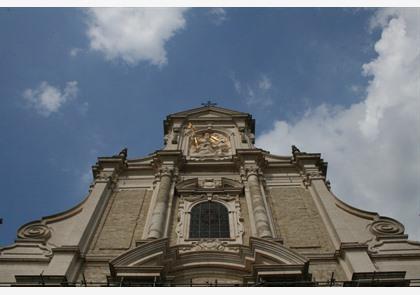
[109,237,309,283]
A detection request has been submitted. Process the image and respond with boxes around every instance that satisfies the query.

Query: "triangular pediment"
[163,105,255,135]
[189,110,231,118]
[169,105,249,118]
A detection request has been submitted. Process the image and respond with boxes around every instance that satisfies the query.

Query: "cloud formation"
[69,48,82,57]
[85,8,189,66]
[257,8,420,240]
[23,81,79,116]
[258,75,272,91]
[232,74,274,107]
[209,8,227,26]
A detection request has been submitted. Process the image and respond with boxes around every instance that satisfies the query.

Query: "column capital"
[152,150,184,176]
[159,166,175,177]
[239,162,262,181]
[245,165,260,178]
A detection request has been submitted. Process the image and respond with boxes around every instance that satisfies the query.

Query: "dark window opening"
[189,202,230,239]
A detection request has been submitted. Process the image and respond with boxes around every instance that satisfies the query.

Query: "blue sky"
[0,8,419,245]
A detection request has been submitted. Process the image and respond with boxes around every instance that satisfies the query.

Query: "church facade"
[1,105,420,286]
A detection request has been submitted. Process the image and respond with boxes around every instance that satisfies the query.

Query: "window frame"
[176,194,244,245]
[189,201,231,239]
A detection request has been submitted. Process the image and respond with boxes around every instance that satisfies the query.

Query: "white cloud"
[258,75,272,91]
[232,74,274,107]
[23,81,79,117]
[209,8,227,26]
[350,84,362,93]
[69,48,82,57]
[85,8,189,66]
[256,8,420,240]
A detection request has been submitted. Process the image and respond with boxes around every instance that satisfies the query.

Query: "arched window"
[189,202,230,239]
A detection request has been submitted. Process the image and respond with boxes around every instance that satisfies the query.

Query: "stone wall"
[79,263,110,284]
[90,189,150,252]
[267,187,334,253]
[308,262,347,282]
[131,189,153,245]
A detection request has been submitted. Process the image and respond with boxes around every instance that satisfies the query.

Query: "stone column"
[246,168,273,238]
[148,167,173,239]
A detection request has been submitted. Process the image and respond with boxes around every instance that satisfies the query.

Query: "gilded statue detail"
[187,123,231,157]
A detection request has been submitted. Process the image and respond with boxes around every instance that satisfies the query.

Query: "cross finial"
[201,100,217,107]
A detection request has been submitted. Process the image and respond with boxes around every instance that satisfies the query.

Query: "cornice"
[305,253,339,262]
[370,253,420,259]
[51,245,80,254]
[293,152,328,177]
[0,257,51,263]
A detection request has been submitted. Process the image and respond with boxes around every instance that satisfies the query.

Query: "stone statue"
[292,145,300,154]
[118,148,128,159]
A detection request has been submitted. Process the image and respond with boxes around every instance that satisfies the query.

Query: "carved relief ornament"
[186,124,231,158]
[18,222,51,241]
[369,218,405,236]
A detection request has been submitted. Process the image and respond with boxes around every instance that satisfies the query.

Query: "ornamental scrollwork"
[176,199,185,240]
[369,218,405,236]
[191,240,226,251]
[18,223,51,241]
[217,195,236,202]
[365,237,384,254]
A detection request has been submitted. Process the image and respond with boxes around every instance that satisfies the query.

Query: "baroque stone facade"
[1,105,420,286]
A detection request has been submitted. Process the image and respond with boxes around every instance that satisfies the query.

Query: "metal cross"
[201,100,217,107]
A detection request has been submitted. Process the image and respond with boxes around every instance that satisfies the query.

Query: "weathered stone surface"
[267,187,334,252]
[239,196,251,246]
[95,189,147,250]
[132,189,153,245]
[80,263,110,284]
[308,262,347,282]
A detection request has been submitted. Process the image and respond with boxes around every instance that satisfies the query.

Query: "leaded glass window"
[189,202,230,239]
